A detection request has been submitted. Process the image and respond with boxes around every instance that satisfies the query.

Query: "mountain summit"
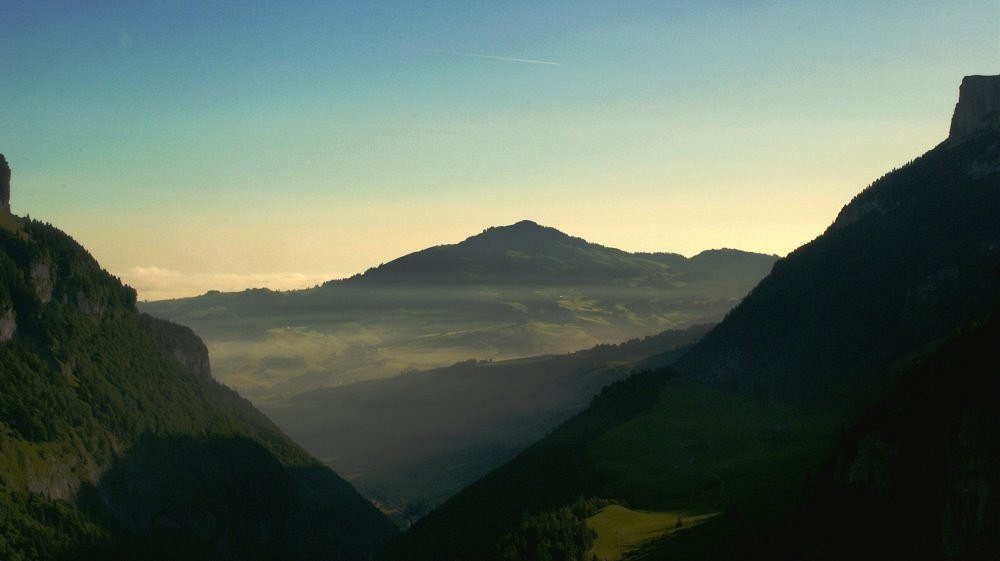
[948,74,1000,140]
[462,220,587,250]
[349,220,774,287]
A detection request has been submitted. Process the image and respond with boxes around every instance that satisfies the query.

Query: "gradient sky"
[1,1,997,299]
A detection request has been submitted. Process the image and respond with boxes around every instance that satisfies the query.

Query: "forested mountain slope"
[0,216,397,560]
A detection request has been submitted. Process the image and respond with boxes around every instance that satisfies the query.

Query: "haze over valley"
[141,221,776,398]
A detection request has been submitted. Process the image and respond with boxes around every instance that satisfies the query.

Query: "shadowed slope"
[262,325,710,521]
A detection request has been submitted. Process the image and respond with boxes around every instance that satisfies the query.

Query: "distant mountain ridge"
[143,222,776,396]
[339,219,776,288]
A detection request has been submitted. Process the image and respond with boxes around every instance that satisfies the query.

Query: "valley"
[141,222,777,521]
[262,324,711,524]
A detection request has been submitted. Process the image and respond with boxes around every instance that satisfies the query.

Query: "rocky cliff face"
[140,314,214,379]
[30,261,53,303]
[948,75,1000,140]
[1,153,10,212]
[0,308,15,341]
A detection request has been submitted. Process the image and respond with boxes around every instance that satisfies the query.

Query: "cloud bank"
[125,266,344,301]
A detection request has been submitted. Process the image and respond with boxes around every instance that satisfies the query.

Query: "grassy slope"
[586,505,717,561]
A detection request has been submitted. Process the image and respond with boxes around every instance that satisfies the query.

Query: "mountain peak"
[464,220,582,248]
[948,74,1000,140]
[480,220,555,235]
[511,219,542,228]
[1,153,10,213]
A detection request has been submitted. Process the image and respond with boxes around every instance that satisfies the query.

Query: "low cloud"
[125,266,344,301]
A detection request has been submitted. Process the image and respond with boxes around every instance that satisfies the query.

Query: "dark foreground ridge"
[0,217,397,560]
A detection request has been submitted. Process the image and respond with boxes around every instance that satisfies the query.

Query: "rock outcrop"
[30,262,53,303]
[0,308,15,341]
[948,75,1000,140]
[139,314,214,379]
[1,153,10,212]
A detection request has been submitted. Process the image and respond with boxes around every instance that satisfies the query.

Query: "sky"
[1,1,997,300]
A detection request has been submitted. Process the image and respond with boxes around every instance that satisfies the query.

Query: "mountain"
[0,215,397,560]
[348,220,770,290]
[379,75,1000,560]
[261,324,711,525]
[142,222,776,398]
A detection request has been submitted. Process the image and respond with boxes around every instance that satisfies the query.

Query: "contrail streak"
[430,49,561,66]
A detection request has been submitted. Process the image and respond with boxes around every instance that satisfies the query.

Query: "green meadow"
[586,505,718,561]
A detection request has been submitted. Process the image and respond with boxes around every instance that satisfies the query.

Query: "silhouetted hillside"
[675,106,1000,406]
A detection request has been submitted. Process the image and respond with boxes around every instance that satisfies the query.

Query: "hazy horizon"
[130,220,777,301]
[1,1,996,300]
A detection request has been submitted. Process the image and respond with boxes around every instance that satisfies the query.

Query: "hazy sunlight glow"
[0,1,996,299]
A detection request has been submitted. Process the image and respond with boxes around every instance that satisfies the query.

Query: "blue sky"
[1,1,997,298]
